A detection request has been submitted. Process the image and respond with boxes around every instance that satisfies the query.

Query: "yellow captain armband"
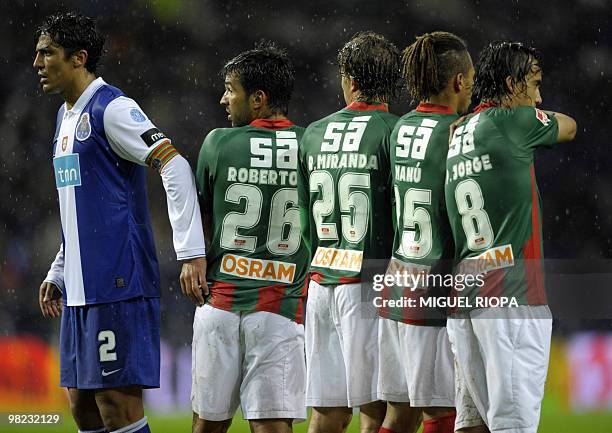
[145,140,179,172]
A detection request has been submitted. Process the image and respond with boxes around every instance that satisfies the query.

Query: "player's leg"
[359,400,386,433]
[67,388,106,432]
[306,280,353,433]
[470,305,552,433]
[241,310,306,432]
[446,315,489,433]
[249,419,292,433]
[60,306,107,432]
[403,324,456,433]
[334,283,384,432]
[192,412,232,433]
[379,402,421,433]
[94,385,147,431]
[377,317,421,433]
[85,297,160,431]
[191,304,242,433]
[308,407,353,433]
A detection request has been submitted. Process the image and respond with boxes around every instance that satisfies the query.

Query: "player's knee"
[383,402,421,433]
[192,416,232,433]
[95,388,144,431]
[310,407,352,431]
[249,419,292,433]
[359,401,386,433]
[422,409,456,433]
[68,392,103,430]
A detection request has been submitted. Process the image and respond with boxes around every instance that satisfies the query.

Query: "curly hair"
[38,11,105,74]
[402,31,470,102]
[221,41,295,115]
[473,41,542,103]
[337,31,402,102]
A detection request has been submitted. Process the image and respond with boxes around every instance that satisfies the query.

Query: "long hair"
[473,41,542,103]
[402,31,470,102]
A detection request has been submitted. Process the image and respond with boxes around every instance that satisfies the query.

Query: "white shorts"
[191,304,307,421]
[305,280,379,407]
[377,318,454,407]
[447,305,552,433]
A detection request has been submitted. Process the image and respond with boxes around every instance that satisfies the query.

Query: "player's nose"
[33,52,43,69]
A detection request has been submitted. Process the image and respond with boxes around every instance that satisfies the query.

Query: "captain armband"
[145,140,179,172]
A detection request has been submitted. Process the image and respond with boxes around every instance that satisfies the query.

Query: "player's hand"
[39,281,62,318]
[180,257,208,306]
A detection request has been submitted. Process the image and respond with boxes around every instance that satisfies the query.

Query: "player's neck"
[63,72,96,110]
[426,91,457,113]
[253,107,287,121]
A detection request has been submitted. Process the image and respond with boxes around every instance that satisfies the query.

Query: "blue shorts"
[60,296,160,389]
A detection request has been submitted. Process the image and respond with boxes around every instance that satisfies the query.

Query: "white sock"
[109,416,148,433]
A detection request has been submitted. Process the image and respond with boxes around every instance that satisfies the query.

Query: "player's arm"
[542,110,577,142]
[40,244,64,318]
[103,97,207,305]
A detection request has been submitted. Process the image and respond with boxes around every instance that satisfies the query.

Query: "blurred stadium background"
[1,0,611,431]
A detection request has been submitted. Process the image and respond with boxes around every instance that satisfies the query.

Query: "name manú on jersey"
[297,102,398,287]
[196,120,308,322]
[384,104,458,325]
[444,106,559,306]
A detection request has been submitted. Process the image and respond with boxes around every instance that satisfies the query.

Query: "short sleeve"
[103,96,170,165]
[503,106,559,153]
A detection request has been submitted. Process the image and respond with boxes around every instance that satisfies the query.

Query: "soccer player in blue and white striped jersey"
[34,12,207,433]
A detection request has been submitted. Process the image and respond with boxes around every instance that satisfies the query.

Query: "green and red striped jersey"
[196,119,308,323]
[382,103,457,326]
[297,102,397,287]
[444,104,559,308]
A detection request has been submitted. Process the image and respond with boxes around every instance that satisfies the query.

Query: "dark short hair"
[337,31,402,102]
[38,11,105,74]
[221,42,295,115]
[402,31,470,102]
[473,41,542,103]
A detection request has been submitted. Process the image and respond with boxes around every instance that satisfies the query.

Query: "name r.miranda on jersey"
[307,153,379,171]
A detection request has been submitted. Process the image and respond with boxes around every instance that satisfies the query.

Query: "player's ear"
[71,49,88,69]
[251,89,267,109]
[505,76,515,95]
[350,77,359,93]
[453,73,464,93]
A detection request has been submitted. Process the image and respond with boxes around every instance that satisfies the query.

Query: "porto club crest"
[75,112,92,141]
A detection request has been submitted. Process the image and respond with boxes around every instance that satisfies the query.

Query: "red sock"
[423,411,456,433]
[378,427,400,433]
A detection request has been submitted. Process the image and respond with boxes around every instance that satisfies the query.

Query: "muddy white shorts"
[377,318,455,407]
[447,305,552,433]
[305,280,379,408]
[191,304,307,421]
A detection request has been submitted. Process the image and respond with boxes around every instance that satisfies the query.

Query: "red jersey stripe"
[523,165,547,304]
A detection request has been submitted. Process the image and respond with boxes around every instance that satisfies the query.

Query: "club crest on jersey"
[75,113,91,141]
[130,108,146,123]
[535,108,551,126]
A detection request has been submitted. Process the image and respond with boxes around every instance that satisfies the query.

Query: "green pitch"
[4,398,612,433]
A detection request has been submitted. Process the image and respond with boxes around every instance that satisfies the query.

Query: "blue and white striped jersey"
[44,78,205,306]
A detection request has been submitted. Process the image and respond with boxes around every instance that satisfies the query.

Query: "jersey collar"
[67,77,106,114]
[474,101,499,113]
[346,101,389,112]
[249,118,295,129]
[415,102,455,114]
